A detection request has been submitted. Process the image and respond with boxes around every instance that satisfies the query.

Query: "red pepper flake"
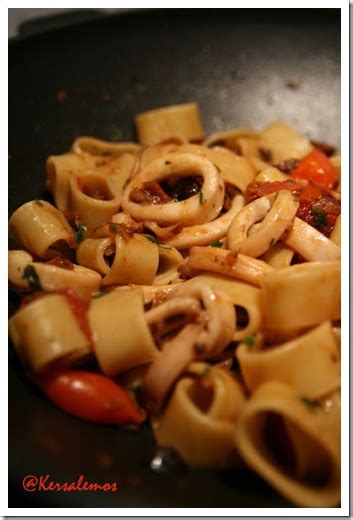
[225,252,238,268]
[56,90,68,104]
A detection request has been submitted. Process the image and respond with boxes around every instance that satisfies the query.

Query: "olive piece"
[169,178,201,201]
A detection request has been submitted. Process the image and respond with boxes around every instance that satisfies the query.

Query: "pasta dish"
[8,103,341,507]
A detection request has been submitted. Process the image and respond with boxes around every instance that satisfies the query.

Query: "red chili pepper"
[36,370,146,426]
[290,149,338,189]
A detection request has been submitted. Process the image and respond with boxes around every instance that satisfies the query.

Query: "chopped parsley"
[109,223,119,234]
[110,124,123,141]
[75,223,87,244]
[199,190,205,204]
[22,265,42,290]
[299,396,322,410]
[143,233,157,243]
[92,291,108,299]
[131,79,147,93]
[243,334,257,348]
[210,240,223,247]
[312,208,328,229]
[202,365,212,377]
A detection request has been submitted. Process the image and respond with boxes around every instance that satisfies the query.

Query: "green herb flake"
[128,382,141,395]
[75,223,87,244]
[202,365,212,378]
[109,223,119,234]
[22,265,42,290]
[131,80,147,93]
[210,240,223,248]
[92,291,108,299]
[243,334,257,348]
[199,190,205,204]
[110,124,123,141]
[312,209,328,229]
[299,396,322,411]
[143,233,157,244]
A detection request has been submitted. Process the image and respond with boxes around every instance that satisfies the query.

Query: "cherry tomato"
[36,370,146,426]
[290,149,338,189]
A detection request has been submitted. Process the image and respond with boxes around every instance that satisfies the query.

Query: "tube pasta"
[76,237,114,276]
[254,166,287,183]
[122,152,224,226]
[259,121,313,163]
[89,288,158,376]
[46,152,98,211]
[261,261,340,339]
[101,233,159,286]
[183,246,275,287]
[234,381,340,507]
[203,128,259,150]
[9,294,91,373]
[236,322,340,399]
[227,191,299,257]
[69,171,122,227]
[135,103,204,145]
[154,362,246,467]
[283,217,340,261]
[8,250,101,299]
[71,136,140,157]
[9,200,73,259]
[154,246,183,286]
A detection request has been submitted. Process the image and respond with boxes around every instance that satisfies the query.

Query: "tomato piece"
[36,370,146,426]
[290,149,338,189]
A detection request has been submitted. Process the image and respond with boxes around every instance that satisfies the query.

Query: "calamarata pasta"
[8,103,341,507]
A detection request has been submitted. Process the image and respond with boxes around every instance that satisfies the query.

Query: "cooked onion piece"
[71,136,140,157]
[227,191,299,258]
[147,193,244,249]
[234,382,340,507]
[261,261,340,339]
[143,280,235,413]
[122,152,224,226]
[9,250,101,299]
[154,362,246,467]
[69,172,122,227]
[135,102,204,145]
[9,294,91,373]
[259,121,313,163]
[183,246,274,287]
[89,288,158,376]
[9,200,73,259]
[284,217,340,261]
[236,322,340,399]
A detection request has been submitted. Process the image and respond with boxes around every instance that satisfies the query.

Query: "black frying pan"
[9,8,340,508]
